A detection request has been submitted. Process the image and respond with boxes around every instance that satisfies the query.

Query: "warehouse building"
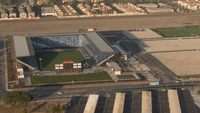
[65,89,199,113]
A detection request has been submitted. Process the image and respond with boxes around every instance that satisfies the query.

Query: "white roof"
[168,90,182,113]
[84,94,99,113]
[112,93,126,113]
[13,36,32,57]
[86,32,114,53]
[142,91,152,113]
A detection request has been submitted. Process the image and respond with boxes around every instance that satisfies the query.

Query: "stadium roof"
[86,32,114,53]
[13,36,34,57]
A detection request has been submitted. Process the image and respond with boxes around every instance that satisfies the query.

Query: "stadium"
[13,32,115,77]
[11,30,149,86]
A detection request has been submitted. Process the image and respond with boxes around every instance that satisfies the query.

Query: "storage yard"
[152,51,200,76]
[131,26,200,76]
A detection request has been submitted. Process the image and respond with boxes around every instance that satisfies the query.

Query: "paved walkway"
[190,87,200,108]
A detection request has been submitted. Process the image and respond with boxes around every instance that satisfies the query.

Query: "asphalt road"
[0,13,200,35]
[0,39,6,95]
[29,80,198,100]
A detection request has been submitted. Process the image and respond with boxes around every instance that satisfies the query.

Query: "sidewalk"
[190,87,200,108]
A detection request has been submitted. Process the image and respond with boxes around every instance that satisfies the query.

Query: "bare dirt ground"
[130,28,163,39]
[152,51,200,76]
[0,13,200,35]
[0,100,66,113]
[145,38,200,52]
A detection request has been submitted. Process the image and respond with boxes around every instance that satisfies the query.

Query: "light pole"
[39,58,42,70]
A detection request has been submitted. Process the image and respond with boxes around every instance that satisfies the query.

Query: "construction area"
[152,51,200,76]
[129,27,200,77]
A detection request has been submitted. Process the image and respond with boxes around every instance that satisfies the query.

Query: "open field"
[145,38,200,52]
[152,51,200,76]
[35,50,84,71]
[31,72,112,84]
[0,13,200,35]
[154,26,200,37]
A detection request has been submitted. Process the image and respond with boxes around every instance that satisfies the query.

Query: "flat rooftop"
[65,90,198,113]
[86,32,114,53]
[13,36,34,57]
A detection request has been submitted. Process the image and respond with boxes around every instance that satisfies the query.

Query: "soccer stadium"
[12,31,148,85]
[13,32,115,75]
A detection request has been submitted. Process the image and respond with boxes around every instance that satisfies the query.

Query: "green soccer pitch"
[35,50,84,71]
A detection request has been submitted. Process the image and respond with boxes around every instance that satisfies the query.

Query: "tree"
[197,90,200,95]
[22,108,28,113]
[2,91,32,105]
[52,105,63,113]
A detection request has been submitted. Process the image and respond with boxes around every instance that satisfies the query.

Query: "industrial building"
[65,89,199,113]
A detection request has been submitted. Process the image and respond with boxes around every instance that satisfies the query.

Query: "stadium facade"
[13,32,115,72]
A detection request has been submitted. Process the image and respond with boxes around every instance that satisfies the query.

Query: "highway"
[28,80,198,100]
[0,13,200,35]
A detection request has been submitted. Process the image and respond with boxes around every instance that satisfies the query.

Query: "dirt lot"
[145,38,200,52]
[0,13,200,35]
[152,51,200,76]
[0,100,66,113]
[130,28,162,39]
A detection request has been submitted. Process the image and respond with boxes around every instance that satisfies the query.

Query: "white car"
[57,92,63,95]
